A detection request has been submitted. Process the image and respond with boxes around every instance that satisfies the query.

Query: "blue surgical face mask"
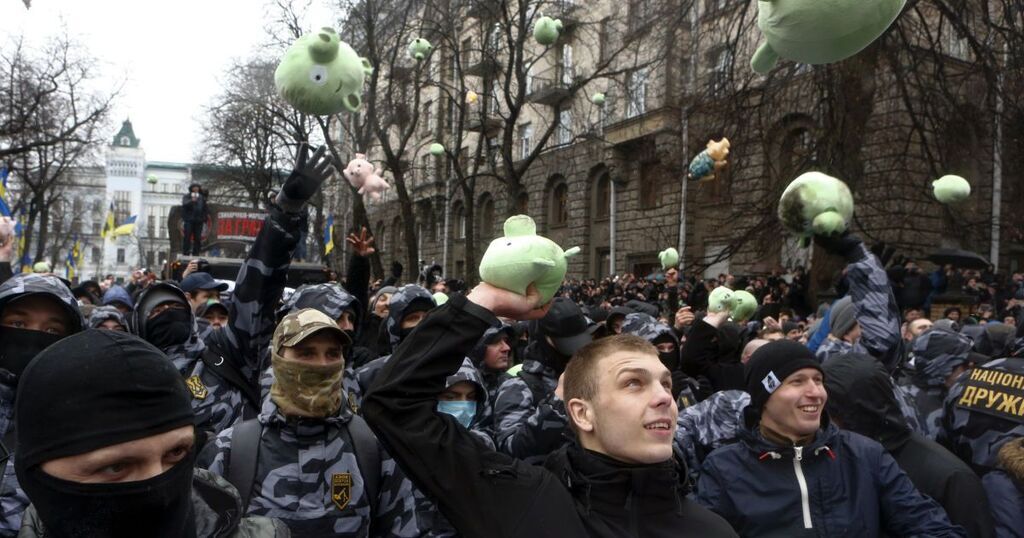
[436,400,477,428]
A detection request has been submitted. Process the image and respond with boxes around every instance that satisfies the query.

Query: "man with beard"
[199,309,420,536]
[493,297,593,464]
[0,273,84,535]
[13,329,287,537]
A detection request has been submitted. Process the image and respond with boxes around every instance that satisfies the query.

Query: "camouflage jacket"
[493,355,570,465]
[674,390,749,487]
[939,357,1024,474]
[0,453,26,538]
[198,396,421,537]
[814,244,902,370]
[16,469,289,538]
[899,382,946,440]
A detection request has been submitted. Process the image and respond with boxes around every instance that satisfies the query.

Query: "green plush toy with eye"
[708,286,736,314]
[408,38,432,61]
[730,290,758,323]
[751,0,906,74]
[533,16,563,46]
[275,27,374,115]
[778,171,855,247]
[932,175,971,204]
[659,248,679,270]
[479,215,580,305]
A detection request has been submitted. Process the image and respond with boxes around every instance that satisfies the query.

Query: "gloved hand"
[814,231,865,262]
[275,144,336,213]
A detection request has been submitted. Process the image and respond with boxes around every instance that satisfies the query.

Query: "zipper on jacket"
[792,447,812,529]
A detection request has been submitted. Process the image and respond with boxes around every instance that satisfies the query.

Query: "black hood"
[822,353,910,451]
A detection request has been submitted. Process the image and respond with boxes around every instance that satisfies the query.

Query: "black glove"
[275,144,335,213]
[813,231,865,262]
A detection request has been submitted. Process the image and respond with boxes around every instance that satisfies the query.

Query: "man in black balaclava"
[13,329,286,537]
[493,297,593,464]
[0,273,84,535]
[353,284,436,398]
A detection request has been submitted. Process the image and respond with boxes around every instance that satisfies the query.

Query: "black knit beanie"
[14,329,195,470]
[744,340,823,418]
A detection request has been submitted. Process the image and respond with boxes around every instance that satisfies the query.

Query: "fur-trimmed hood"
[997,438,1024,482]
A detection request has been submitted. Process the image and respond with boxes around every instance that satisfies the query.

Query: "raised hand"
[467,282,553,321]
[346,227,376,257]
[276,144,337,213]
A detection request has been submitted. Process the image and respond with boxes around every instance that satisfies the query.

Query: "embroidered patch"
[186,375,208,400]
[348,391,360,414]
[761,371,781,394]
[332,473,352,510]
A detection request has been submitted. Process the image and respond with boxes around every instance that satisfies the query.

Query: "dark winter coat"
[182,192,208,223]
[697,421,966,537]
[981,439,1024,538]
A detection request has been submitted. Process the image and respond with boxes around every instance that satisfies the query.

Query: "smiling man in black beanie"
[696,340,965,537]
[13,329,287,538]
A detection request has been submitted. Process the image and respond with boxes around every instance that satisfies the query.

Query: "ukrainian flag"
[112,215,137,237]
[0,166,11,217]
[323,215,335,255]
[101,202,116,238]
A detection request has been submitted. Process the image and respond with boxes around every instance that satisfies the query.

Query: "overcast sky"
[1,0,336,163]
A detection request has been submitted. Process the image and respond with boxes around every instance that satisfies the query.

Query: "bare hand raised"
[466,282,552,321]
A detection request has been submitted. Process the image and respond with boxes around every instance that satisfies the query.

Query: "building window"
[391,217,403,252]
[640,161,659,208]
[91,247,101,262]
[113,191,132,225]
[91,222,101,236]
[146,251,155,268]
[594,172,610,219]
[461,37,473,67]
[627,69,648,118]
[598,18,610,62]
[147,214,156,237]
[454,203,466,240]
[422,100,433,136]
[518,123,533,160]
[558,108,573,145]
[158,251,167,267]
[116,248,125,263]
[486,136,499,168]
[559,44,574,85]
[479,195,495,241]
[516,193,529,214]
[710,47,733,94]
[550,182,569,227]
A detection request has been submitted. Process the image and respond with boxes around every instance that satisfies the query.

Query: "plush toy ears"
[751,42,779,74]
[355,153,366,160]
[344,94,361,112]
[503,215,537,237]
[361,58,374,76]
[310,33,339,63]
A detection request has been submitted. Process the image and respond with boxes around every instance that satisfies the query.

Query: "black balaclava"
[15,330,197,538]
[145,308,192,349]
[0,279,84,385]
[652,333,680,371]
[0,327,62,381]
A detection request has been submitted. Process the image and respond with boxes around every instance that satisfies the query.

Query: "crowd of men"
[0,145,1021,537]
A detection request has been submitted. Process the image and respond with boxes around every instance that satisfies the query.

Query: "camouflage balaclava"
[385,284,436,346]
[271,308,351,418]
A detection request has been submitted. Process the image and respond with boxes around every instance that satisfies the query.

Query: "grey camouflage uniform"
[674,390,749,487]
[939,357,1024,474]
[902,329,974,440]
[87,305,129,330]
[621,312,700,408]
[198,395,421,537]
[354,285,435,397]
[493,343,568,465]
[0,274,84,537]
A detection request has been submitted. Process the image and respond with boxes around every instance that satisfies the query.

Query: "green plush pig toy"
[479,215,580,305]
[932,175,971,204]
[730,290,758,323]
[275,27,373,115]
[408,38,432,61]
[751,0,906,74]
[708,286,736,314]
[533,16,563,46]
[591,92,606,106]
[778,171,855,247]
[659,248,679,270]
[429,143,446,156]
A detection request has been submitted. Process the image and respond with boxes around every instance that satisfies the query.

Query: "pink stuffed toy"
[343,153,391,200]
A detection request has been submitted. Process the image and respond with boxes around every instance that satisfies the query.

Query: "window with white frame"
[627,69,649,118]
[560,45,574,85]
[558,108,573,145]
[518,123,533,160]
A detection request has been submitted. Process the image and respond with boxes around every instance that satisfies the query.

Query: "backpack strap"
[200,347,261,419]
[225,418,263,509]
[345,415,381,517]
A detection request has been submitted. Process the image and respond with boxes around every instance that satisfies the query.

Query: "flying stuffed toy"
[275,27,373,115]
[932,174,971,204]
[429,143,446,156]
[707,286,735,314]
[730,290,758,323]
[343,154,390,200]
[778,171,855,247]
[591,92,606,105]
[659,247,679,270]
[533,16,563,46]
[688,138,730,181]
[466,90,479,104]
[408,38,432,61]
[479,215,580,305]
[751,0,907,74]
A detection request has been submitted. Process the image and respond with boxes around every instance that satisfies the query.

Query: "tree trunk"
[34,199,49,263]
[461,183,479,284]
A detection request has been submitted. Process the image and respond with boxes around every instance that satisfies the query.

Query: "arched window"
[594,171,610,219]
[478,194,495,241]
[453,202,466,239]
[549,180,569,227]
[391,216,403,253]
[376,221,386,251]
[516,192,529,215]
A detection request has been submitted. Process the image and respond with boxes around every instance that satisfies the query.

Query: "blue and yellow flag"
[112,215,137,237]
[0,166,11,217]
[101,201,116,238]
[323,215,335,256]
[66,234,81,281]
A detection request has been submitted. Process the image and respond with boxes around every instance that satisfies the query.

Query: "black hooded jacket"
[823,354,994,538]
